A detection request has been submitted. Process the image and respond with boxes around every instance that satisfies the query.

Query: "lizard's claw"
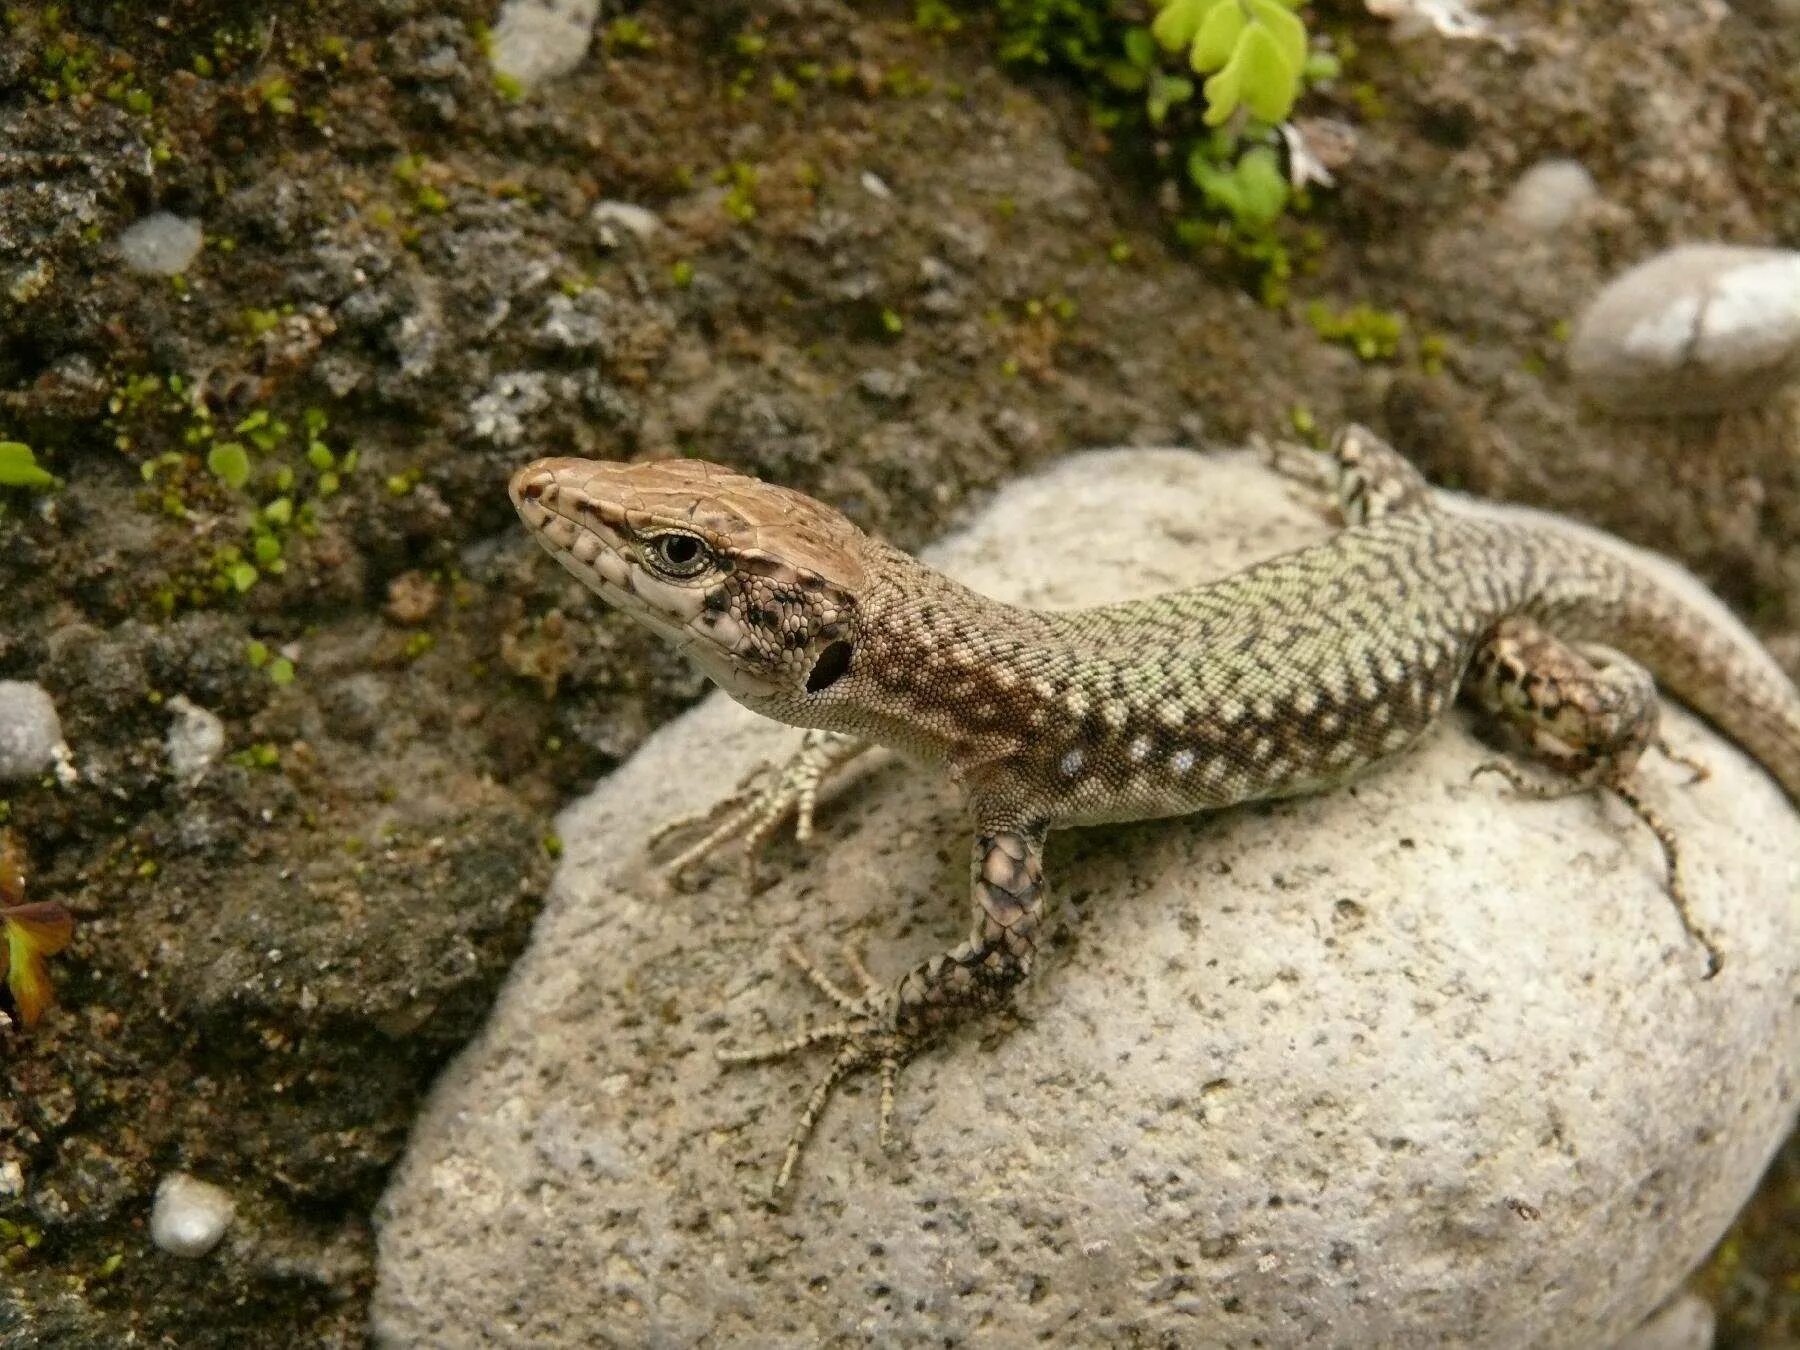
[717,941,913,1201]
[649,731,867,891]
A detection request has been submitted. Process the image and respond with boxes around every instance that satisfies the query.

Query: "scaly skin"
[510,427,1800,1198]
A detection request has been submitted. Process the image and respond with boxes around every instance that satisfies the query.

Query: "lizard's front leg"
[651,730,871,889]
[718,820,1049,1200]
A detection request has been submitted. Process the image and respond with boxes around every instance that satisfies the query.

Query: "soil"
[0,1,1793,1345]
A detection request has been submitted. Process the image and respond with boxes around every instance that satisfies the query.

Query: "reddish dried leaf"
[0,830,24,907]
[3,901,75,1026]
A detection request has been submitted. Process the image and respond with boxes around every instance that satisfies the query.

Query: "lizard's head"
[509,457,867,710]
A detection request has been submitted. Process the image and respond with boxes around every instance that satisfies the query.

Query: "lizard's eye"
[642,531,712,578]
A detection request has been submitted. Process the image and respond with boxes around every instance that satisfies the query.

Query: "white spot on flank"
[1159,701,1186,728]
[1382,727,1413,752]
[1171,749,1196,774]
[1217,697,1246,725]
[1319,711,1343,734]
[1129,735,1151,762]
[1059,748,1085,777]
[1293,688,1320,716]
[1253,736,1274,761]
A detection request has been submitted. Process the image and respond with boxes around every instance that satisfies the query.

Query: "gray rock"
[373,451,1799,1348]
[1502,157,1599,236]
[1613,1293,1715,1350]
[534,290,614,354]
[151,1173,235,1258]
[488,0,600,90]
[116,212,203,276]
[165,695,225,785]
[0,681,64,782]
[1569,244,1800,416]
[468,370,553,446]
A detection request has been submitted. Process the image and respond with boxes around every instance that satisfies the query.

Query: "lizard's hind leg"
[1464,617,1722,976]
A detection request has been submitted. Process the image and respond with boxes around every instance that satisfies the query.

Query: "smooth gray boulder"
[1569,244,1800,416]
[374,450,1797,1348]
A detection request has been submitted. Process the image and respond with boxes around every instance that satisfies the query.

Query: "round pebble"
[1501,158,1598,235]
[489,0,600,90]
[151,1173,235,1259]
[0,681,64,782]
[117,212,203,277]
[1569,244,1800,416]
[165,696,225,785]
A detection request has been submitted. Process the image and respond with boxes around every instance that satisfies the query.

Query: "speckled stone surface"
[374,450,1798,1348]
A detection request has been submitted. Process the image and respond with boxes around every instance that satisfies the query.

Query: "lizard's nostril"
[511,466,553,506]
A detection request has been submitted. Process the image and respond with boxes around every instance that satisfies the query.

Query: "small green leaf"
[1200,47,1243,124]
[228,562,259,592]
[1151,0,1215,54]
[268,657,295,687]
[1146,72,1194,125]
[1238,24,1298,124]
[207,442,250,489]
[1247,0,1307,76]
[1191,0,1246,73]
[1121,27,1156,69]
[263,496,293,526]
[1188,144,1290,229]
[0,442,53,489]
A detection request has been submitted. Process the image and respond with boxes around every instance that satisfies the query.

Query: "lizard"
[509,426,1800,1199]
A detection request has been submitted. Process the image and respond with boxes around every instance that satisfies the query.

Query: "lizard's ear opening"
[806,640,854,693]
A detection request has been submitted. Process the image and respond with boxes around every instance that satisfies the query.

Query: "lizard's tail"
[1600,582,1800,806]
[1460,498,1800,805]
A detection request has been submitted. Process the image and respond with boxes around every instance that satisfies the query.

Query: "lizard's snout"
[509,462,556,511]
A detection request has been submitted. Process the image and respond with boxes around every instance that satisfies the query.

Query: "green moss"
[1305,300,1406,362]
[231,742,281,770]
[602,18,656,53]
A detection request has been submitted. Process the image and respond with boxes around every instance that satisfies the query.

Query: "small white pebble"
[165,695,226,785]
[489,0,600,89]
[0,1160,23,1200]
[0,681,65,782]
[152,1173,236,1258]
[117,213,203,277]
[1501,159,1597,236]
[860,171,893,201]
[589,200,660,245]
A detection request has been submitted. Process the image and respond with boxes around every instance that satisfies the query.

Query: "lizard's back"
[980,505,1800,827]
